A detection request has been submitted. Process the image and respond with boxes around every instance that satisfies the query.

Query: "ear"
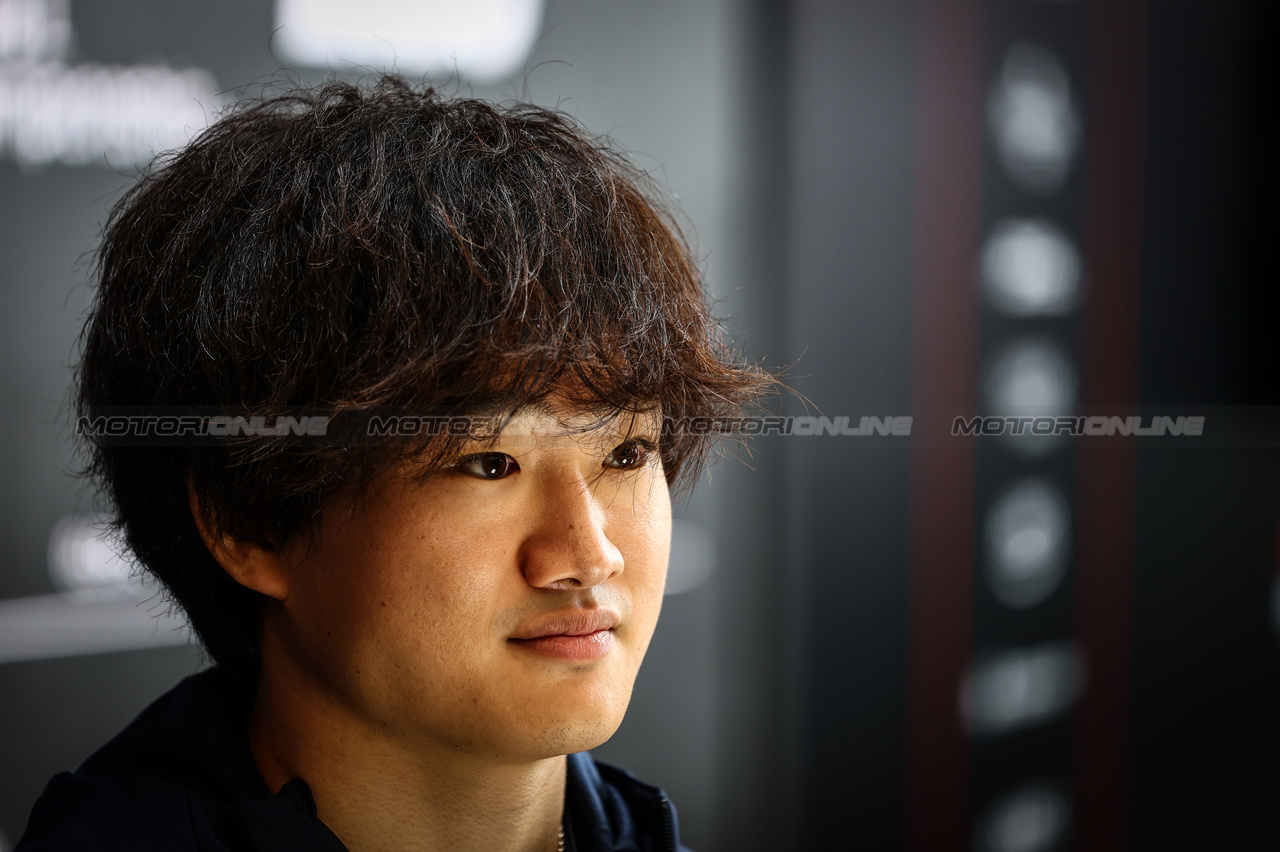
[188,475,291,601]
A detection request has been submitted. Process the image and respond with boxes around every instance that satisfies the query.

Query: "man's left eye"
[604,439,656,470]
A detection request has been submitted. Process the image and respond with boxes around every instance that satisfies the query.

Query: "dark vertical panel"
[707,1,792,849]
[1129,1,1280,849]
[787,1,917,848]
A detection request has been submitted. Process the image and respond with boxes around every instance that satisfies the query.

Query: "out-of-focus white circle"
[985,478,1070,608]
[975,781,1072,852]
[985,338,1077,413]
[984,338,1076,456]
[988,43,1080,194]
[982,219,1081,316]
[960,642,1084,738]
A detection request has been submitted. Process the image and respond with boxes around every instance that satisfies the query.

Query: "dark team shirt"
[17,666,689,852]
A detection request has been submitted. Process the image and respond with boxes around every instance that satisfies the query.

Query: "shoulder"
[16,771,192,851]
[565,753,694,852]
[15,668,345,852]
[17,771,343,852]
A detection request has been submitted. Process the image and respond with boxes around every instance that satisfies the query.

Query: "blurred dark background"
[1,1,1276,850]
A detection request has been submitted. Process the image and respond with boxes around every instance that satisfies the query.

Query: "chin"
[523,715,625,760]
[514,690,634,760]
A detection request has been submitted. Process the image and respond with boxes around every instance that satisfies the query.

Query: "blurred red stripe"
[906,0,984,848]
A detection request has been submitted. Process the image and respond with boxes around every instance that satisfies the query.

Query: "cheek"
[286,515,464,653]
[618,477,673,616]
[348,529,496,644]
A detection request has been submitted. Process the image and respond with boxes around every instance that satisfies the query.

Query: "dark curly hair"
[76,75,770,675]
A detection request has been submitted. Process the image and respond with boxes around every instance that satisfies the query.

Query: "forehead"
[468,402,661,446]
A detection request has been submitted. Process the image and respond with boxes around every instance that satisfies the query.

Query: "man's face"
[265,402,671,761]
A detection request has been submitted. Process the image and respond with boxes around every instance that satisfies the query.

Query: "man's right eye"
[456,453,520,480]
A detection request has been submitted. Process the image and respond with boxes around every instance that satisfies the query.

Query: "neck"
[248,653,566,852]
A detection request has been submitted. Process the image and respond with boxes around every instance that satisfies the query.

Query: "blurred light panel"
[0,64,220,167]
[665,519,716,596]
[984,479,1070,609]
[982,218,1081,316]
[988,43,1079,194]
[274,0,545,82]
[0,594,192,664]
[47,515,135,602]
[0,0,70,61]
[0,516,192,663]
[961,642,1084,737]
[975,781,1071,852]
[0,0,222,168]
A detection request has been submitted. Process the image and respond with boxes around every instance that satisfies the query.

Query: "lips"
[510,608,621,640]
[508,608,621,661]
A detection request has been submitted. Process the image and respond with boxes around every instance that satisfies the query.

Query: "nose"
[519,468,625,590]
